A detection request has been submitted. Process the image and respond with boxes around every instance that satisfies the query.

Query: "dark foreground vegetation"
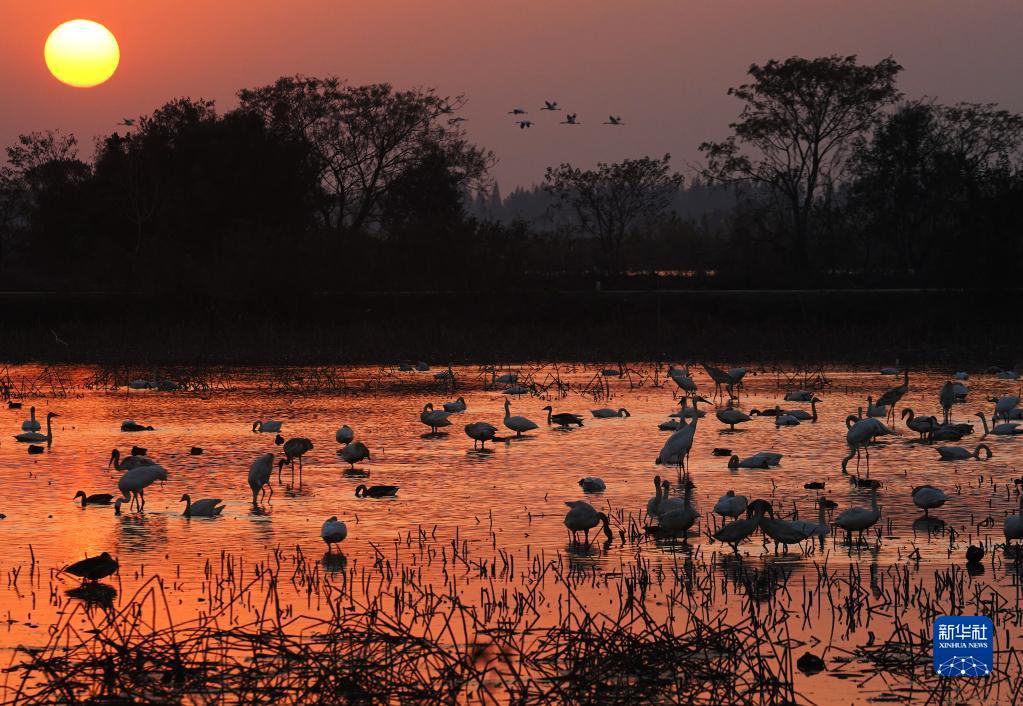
[1,56,1022,297]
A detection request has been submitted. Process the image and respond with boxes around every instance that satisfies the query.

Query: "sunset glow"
[44,19,119,88]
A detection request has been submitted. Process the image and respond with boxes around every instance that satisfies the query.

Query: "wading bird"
[335,425,354,446]
[835,485,881,545]
[279,437,314,485]
[563,500,613,545]
[64,552,118,582]
[339,440,370,468]
[713,490,749,519]
[248,453,274,506]
[117,464,168,511]
[911,485,949,517]
[716,403,751,431]
[109,448,156,471]
[321,516,348,553]
[464,421,498,449]
[975,412,1023,437]
[420,403,452,434]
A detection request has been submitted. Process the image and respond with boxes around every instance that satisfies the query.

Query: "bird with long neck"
[563,501,613,546]
[14,412,59,446]
[835,485,881,545]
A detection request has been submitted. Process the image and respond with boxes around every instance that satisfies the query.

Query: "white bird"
[248,453,274,506]
[784,390,814,402]
[841,415,892,473]
[578,477,606,492]
[714,490,749,519]
[716,404,751,430]
[502,399,538,437]
[109,448,156,471]
[939,382,957,424]
[181,493,224,517]
[443,397,467,413]
[253,420,283,433]
[646,475,664,519]
[787,499,830,546]
[279,437,314,485]
[20,406,40,432]
[655,483,698,542]
[339,440,370,468]
[335,425,354,445]
[835,485,881,545]
[14,412,58,445]
[563,500,613,545]
[464,421,498,450]
[1005,491,1023,547]
[911,485,948,517]
[653,479,688,517]
[420,403,452,433]
[728,452,782,469]
[591,407,630,418]
[321,516,348,553]
[976,411,1023,437]
[757,500,825,553]
[783,398,821,421]
[117,464,168,511]
[866,395,888,419]
[901,408,938,440]
[991,395,1021,422]
[937,444,992,461]
[774,406,801,427]
[875,370,910,423]
[668,365,697,395]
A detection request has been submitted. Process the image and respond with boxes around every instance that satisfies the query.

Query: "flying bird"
[508,108,528,115]
[561,113,580,125]
[603,115,624,125]
[541,100,561,111]
[516,120,534,129]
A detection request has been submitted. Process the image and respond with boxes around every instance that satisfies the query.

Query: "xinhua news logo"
[933,616,993,677]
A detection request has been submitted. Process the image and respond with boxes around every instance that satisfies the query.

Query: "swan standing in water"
[901,408,938,440]
[563,500,613,545]
[339,440,370,468]
[656,418,698,472]
[939,382,957,424]
[655,483,698,543]
[420,403,452,433]
[591,407,630,418]
[875,370,910,424]
[911,485,948,517]
[464,421,498,449]
[646,475,663,519]
[14,412,58,445]
[279,437,314,485]
[712,503,766,552]
[937,444,992,461]
[755,500,827,553]
[321,516,348,553]
[248,453,274,506]
[835,485,881,545]
[866,396,887,419]
[841,415,892,474]
[503,399,538,437]
[181,494,225,517]
[21,406,40,432]
[991,394,1021,423]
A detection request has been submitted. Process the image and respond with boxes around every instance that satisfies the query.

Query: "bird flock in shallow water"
[7,361,1023,581]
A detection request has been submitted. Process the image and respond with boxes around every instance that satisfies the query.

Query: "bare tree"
[544,155,683,276]
[700,55,902,269]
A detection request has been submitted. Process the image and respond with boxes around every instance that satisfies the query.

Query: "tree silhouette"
[544,155,683,276]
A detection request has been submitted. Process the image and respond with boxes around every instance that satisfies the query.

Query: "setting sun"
[44,19,119,88]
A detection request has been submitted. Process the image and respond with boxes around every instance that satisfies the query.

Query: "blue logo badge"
[933,616,993,677]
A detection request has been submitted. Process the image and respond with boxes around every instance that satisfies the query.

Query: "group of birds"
[503,101,624,130]
[11,361,1023,584]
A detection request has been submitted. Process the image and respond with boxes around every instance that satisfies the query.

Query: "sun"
[44,19,120,88]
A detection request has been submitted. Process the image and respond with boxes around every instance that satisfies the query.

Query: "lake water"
[1,362,1021,703]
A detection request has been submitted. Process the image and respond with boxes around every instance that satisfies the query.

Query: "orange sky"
[2,1,1022,188]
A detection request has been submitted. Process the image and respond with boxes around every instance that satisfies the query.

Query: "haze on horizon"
[2,0,1022,189]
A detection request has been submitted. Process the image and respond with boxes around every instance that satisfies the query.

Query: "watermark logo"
[933,616,993,677]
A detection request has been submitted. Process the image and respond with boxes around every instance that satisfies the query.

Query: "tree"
[237,76,493,237]
[544,155,683,276]
[700,55,902,270]
[850,100,1023,279]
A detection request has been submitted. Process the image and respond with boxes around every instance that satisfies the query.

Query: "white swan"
[992,395,1021,422]
[911,485,948,517]
[563,501,613,544]
[591,407,630,418]
[21,406,40,432]
[109,448,156,471]
[503,399,538,436]
[937,444,991,461]
[901,408,938,440]
[339,440,370,468]
[335,425,354,445]
[464,421,498,449]
[420,403,452,433]
[728,452,782,469]
[1005,492,1023,546]
[645,475,663,519]
[714,490,748,519]
[443,397,467,413]
[656,484,698,542]
[14,412,58,445]
[656,419,698,469]
[181,493,224,517]
[774,406,800,427]
[976,412,1023,437]
[713,504,766,552]
[321,516,348,553]
[835,485,881,544]
[716,405,751,430]
[757,500,827,553]
[253,420,283,433]
[578,477,606,492]
[866,395,888,419]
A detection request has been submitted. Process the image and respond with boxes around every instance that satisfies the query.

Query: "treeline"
[1,58,1022,294]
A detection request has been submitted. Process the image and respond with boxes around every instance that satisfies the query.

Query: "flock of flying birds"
[8,361,1023,584]
[444,100,625,130]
